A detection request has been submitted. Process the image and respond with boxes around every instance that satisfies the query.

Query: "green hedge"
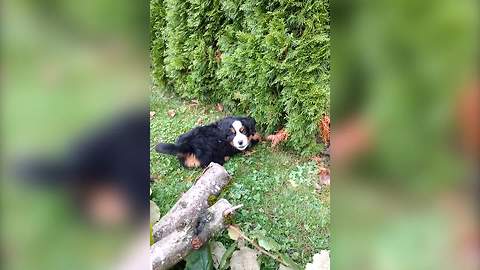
[150,0,330,154]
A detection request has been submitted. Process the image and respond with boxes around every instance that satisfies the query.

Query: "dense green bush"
[151,0,329,154]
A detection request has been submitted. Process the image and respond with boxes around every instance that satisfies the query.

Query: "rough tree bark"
[151,199,233,270]
[151,163,234,270]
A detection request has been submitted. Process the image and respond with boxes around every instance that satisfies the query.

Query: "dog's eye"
[239,127,245,133]
[229,128,235,134]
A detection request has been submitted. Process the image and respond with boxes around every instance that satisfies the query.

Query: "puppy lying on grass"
[155,116,261,168]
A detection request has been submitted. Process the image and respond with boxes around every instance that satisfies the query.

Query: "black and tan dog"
[155,116,261,168]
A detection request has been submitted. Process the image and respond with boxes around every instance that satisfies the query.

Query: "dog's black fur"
[155,116,260,168]
[15,109,149,224]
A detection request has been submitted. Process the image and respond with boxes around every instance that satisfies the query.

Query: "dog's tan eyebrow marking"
[239,127,245,133]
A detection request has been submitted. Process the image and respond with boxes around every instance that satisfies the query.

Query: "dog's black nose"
[238,141,243,145]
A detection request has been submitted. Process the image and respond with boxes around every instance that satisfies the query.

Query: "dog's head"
[218,116,256,151]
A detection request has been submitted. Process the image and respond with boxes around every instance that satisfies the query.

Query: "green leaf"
[149,223,154,245]
[257,236,281,252]
[219,242,237,270]
[185,244,213,270]
[279,253,302,270]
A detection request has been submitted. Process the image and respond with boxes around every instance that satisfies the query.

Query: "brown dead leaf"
[167,109,176,118]
[312,156,330,186]
[149,111,156,118]
[266,129,289,148]
[312,156,323,165]
[215,103,224,112]
[319,115,330,145]
[215,49,222,63]
[196,118,204,125]
[230,247,259,270]
[150,200,160,224]
[312,156,330,185]
[187,100,200,109]
[227,225,241,241]
[318,167,330,185]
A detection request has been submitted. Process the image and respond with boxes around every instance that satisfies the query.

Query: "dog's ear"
[242,116,256,134]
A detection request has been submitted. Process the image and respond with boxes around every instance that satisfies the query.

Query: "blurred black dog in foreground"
[16,109,149,226]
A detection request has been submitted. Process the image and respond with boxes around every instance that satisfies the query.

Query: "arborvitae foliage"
[151,0,330,154]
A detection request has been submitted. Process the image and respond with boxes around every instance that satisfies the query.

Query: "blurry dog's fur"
[16,109,149,226]
[155,116,260,168]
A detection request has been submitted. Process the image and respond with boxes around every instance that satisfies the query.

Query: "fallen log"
[151,199,233,270]
[152,162,231,241]
[151,162,234,270]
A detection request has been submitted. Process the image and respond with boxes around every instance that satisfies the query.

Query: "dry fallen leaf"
[187,100,200,109]
[319,115,330,145]
[266,129,289,148]
[215,49,222,63]
[318,167,330,185]
[230,247,259,270]
[149,111,156,118]
[288,179,298,188]
[312,156,330,186]
[167,109,176,118]
[196,118,204,125]
[227,225,241,241]
[314,182,323,193]
[215,103,224,112]
[312,156,323,164]
[305,250,330,270]
[150,200,160,225]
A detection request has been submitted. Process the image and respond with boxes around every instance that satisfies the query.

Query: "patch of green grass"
[150,89,330,268]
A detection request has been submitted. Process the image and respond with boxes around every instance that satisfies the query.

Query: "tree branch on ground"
[151,163,236,270]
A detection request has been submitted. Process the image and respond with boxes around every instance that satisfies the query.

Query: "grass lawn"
[150,88,330,268]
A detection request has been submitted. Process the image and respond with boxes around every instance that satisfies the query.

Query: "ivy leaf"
[185,245,214,270]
